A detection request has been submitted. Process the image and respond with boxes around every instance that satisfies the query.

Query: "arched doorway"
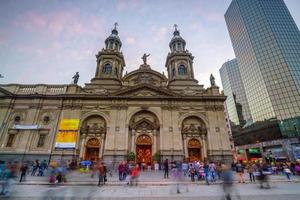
[85,138,100,162]
[181,116,207,162]
[79,115,106,161]
[188,138,201,162]
[136,134,152,164]
[129,110,160,164]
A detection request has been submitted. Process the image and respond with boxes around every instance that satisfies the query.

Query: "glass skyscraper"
[220,59,252,125]
[225,0,300,122]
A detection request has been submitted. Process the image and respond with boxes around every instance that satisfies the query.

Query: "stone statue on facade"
[210,74,215,86]
[142,53,150,65]
[72,72,79,84]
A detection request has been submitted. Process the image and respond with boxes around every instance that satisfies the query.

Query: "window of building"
[14,116,21,124]
[37,134,46,147]
[43,116,50,124]
[6,134,15,147]
[103,63,112,74]
[178,64,187,75]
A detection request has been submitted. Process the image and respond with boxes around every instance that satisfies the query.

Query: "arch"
[86,138,100,148]
[80,111,110,127]
[178,113,209,129]
[136,134,152,145]
[103,63,112,74]
[178,64,187,75]
[127,108,161,126]
[188,138,201,148]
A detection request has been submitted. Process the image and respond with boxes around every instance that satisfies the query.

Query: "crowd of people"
[1,158,300,197]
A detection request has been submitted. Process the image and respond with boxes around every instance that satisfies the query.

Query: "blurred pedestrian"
[221,164,241,200]
[258,162,270,189]
[19,163,28,182]
[97,162,107,186]
[283,165,291,180]
[204,162,210,185]
[163,159,169,179]
[129,164,140,186]
[247,162,256,182]
[235,161,245,183]
[31,160,40,176]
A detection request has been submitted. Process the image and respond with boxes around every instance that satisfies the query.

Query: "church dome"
[105,23,122,51]
[169,25,186,52]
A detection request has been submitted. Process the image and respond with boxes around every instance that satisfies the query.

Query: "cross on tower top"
[174,24,178,31]
[113,22,118,30]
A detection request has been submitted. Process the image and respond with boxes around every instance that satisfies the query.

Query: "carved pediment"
[112,84,180,97]
[0,87,14,96]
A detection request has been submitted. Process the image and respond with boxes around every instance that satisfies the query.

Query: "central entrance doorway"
[136,134,152,164]
[85,138,100,162]
[188,138,202,162]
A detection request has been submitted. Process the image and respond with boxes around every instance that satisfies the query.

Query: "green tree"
[127,152,136,161]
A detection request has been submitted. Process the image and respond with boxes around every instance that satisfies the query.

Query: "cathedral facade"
[0,25,232,164]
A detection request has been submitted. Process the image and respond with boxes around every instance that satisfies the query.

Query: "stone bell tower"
[165,25,199,90]
[86,23,125,91]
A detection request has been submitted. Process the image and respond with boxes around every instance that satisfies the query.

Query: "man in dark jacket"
[164,159,169,179]
[19,163,28,182]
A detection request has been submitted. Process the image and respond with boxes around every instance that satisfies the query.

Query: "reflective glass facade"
[220,59,252,125]
[225,0,300,122]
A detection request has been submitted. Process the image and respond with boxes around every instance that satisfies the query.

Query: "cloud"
[154,27,168,41]
[116,0,140,11]
[125,36,136,45]
[14,10,105,39]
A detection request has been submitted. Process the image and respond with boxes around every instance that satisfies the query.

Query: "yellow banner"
[59,119,80,130]
[55,131,77,148]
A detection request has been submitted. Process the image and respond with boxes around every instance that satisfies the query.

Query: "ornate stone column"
[99,136,105,160]
[153,129,157,154]
[131,129,136,153]
[201,134,208,160]
[183,135,188,158]
[80,134,86,159]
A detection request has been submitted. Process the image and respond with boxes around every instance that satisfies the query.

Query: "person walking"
[19,163,28,182]
[31,160,40,176]
[221,164,241,200]
[204,162,210,185]
[130,164,140,186]
[209,161,216,182]
[118,162,125,181]
[247,162,256,183]
[163,159,169,179]
[283,165,292,180]
[235,161,245,183]
[97,162,107,186]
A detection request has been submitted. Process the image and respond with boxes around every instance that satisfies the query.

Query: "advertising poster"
[55,119,80,149]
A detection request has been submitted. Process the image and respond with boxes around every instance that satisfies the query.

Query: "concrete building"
[0,25,232,164]
[225,0,300,122]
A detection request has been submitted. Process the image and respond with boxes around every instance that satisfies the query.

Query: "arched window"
[177,42,182,51]
[178,64,187,75]
[103,63,112,74]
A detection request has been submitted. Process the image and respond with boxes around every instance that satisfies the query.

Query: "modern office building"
[225,0,300,122]
[220,59,252,126]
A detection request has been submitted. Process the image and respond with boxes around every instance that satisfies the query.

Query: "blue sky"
[0,0,299,88]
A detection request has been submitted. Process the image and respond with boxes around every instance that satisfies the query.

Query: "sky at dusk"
[0,0,300,88]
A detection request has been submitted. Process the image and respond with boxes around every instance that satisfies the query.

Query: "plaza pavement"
[8,182,300,199]
[18,170,300,186]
